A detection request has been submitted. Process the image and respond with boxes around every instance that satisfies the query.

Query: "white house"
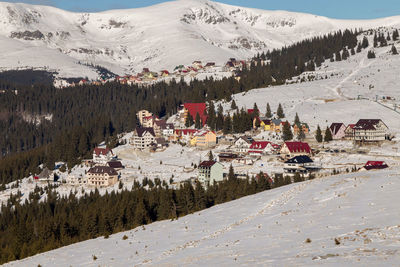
[86,166,118,187]
[283,155,319,175]
[233,136,254,153]
[198,161,224,186]
[137,110,153,126]
[353,119,389,142]
[248,141,276,156]
[93,147,114,165]
[130,127,156,150]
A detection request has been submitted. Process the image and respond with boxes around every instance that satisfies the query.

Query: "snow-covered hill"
[1,0,400,78]
[6,166,400,266]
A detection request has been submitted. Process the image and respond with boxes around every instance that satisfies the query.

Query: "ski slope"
[6,166,400,266]
[1,0,400,78]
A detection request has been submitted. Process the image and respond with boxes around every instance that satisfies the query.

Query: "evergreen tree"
[392,29,399,41]
[294,113,300,125]
[230,99,237,110]
[228,164,235,180]
[315,125,323,143]
[324,126,333,142]
[297,126,305,141]
[222,115,232,134]
[208,150,214,161]
[373,33,378,47]
[356,43,362,53]
[335,50,342,61]
[282,121,293,141]
[206,102,216,130]
[252,102,260,118]
[387,32,391,41]
[341,48,349,60]
[265,103,272,118]
[185,113,194,127]
[350,47,355,55]
[367,50,376,59]
[277,103,285,118]
[195,112,201,129]
[391,44,398,55]
[362,36,369,48]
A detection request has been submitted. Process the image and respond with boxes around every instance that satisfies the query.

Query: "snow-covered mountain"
[1,0,400,79]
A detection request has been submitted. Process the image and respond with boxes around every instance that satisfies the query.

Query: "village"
[28,100,395,192]
[70,58,251,87]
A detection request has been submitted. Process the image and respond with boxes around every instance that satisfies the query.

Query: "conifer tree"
[391,44,398,55]
[342,48,349,60]
[185,113,194,127]
[277,103,285,118]
[373,33,378,47]
[324,126,333,142]
[356,43,362,53]
[350,47,355,55]
[265,103,272,118]
[315,125,323,143]
[195,112,201,129]
[223,114,232,134]
[387,32,391,41]
[297,126,305,141]
[282,121,293,141]
[335,51,342,61]
[367,50,376,59]
[206,102,216,130]
[230,99,237,110]
[294,112,300,125]
[362,36,369,48]
[392,29,399,41]
[208,150,214,161]
[252,102,260,118]
[228,164,235,180]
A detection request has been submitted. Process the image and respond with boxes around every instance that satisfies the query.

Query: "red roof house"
[280,141,312,157]
[363,161,388,170]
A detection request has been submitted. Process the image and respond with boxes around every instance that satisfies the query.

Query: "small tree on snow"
[391,45,398,55]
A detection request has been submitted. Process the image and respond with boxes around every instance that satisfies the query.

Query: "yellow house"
[190,131,217,147]
[260,119,272,131]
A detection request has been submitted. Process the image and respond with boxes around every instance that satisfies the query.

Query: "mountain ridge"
[0,0,400,79]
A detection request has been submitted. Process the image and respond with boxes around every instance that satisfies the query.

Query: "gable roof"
[271,119,281,125]
[330,123,345,135]
[354,119,384,130]
[107,161,124,169]
[285,155,313,164]
[175,129,198,136]
[199,160,217,168]
[183,103,208,126]
[153,119,166,128]
[93,147,113,156]
[346,124,356,130]
[236,136,254,145]
[364,161,388,170]
[88,166,118,176]
[283,142,312,154]
[136,127,155,137]
[250,141,271,149]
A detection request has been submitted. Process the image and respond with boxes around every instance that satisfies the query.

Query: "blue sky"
[5,0,400,19]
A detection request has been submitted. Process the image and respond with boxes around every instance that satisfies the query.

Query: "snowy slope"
[218,33,400,134]
[1,0,400,78]
[6,166,400,266]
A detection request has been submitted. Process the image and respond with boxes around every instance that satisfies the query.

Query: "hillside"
[1,0,400,78]
[6,166,400,266]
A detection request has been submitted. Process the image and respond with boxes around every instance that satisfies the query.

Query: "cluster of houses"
[65,147,124,187]
[71,60,231,87]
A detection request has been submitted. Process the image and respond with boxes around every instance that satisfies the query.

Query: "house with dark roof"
[130,127,156,150]
[86,166,118,187]
[284,155,319,174]
[280,141,312,157]
[329,123,346,139]
[198,160,224,186]
[153,119,167,137]
[353,119,389,142]
[93,147,114,164]
[234,136,255,153]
